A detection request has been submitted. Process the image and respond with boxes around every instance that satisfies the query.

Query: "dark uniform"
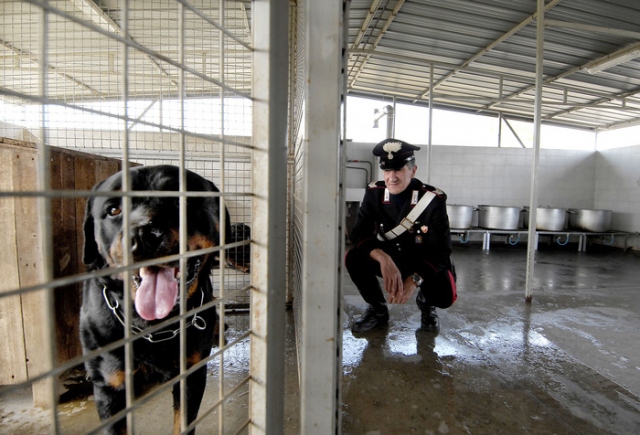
[345,139,457,333]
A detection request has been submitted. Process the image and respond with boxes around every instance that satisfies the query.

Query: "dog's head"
[83,165,227,321]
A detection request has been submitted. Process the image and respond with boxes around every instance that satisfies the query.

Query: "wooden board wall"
[0,138,124,386]
[0,144,32,385]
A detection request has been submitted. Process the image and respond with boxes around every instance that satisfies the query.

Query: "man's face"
[383,164,417,195]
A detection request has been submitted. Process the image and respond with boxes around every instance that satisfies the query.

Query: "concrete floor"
[341,241,640,434]
[2,241,640,434]
[0,307,301,434]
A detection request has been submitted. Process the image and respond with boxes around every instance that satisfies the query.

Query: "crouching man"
[346,139,457,334]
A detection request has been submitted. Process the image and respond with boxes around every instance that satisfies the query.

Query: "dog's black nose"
[131,223,165,255]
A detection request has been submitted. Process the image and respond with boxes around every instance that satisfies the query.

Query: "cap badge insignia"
[382,141,402,159]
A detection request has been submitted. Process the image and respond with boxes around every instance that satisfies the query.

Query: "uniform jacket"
[350,178,453,272]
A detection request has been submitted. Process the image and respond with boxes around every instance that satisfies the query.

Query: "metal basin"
[568,209,612,232]
[478,205,521,230]
[523,207,567,231]
[447,204,474,229]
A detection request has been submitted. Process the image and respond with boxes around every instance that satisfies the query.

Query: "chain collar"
[102,286,207,343]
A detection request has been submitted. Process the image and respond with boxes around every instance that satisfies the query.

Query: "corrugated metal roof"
[0,0,252,105]
[347,0,640,130]
[1,1,639,131]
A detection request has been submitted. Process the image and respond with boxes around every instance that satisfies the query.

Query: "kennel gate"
[0,0,287,433]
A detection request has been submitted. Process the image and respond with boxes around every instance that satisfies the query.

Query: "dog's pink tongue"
[135,267,178,320]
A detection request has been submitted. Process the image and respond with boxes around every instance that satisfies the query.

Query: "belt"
[377,191,436,241]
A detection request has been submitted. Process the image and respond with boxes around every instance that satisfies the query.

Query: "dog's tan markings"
[188,234,215,250]
[103,235,122,268]
[187,277,200,298]
[167,228,180,248]
[186,234,215,297]
[173,408,181,435]
[130,280,138,300]
[213,319,227,346]
[188,352,202,366]
[107,370,125,389]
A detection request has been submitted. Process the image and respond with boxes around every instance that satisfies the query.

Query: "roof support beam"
[348,0,404,88]
[352,0,382,48]
[68,0,178,87]
[479,28,640,122]
[69,0,120,34]
[502,117,526,148]
[547,86,640,127]
[350,48,635,103]
[545,19,640,40]
[412,0,565,102]
[0,38,104,98]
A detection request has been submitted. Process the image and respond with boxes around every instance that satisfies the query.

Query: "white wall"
[595,146,640,236]
[426,146,596,209]
[347,143,596,209]
[346,142,640,250]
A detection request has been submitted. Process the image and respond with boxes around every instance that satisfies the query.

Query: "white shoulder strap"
[376,191,436,241]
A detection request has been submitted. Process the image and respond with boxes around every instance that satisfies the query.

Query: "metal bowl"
[477,205,521,230]
[523,207,567,231]
[568,209,612,232]
[447,204,474,229]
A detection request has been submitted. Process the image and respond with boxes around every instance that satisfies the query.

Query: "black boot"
[352,304,389,333]
[420,306,440,333]
[416,291,440,333]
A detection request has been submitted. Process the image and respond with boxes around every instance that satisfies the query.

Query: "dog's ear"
[82,179,110,270]
[82,195,101,267]
[201,178,232,244]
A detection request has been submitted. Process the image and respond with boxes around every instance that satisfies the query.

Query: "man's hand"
[369,249,418,304]
[392,277,418,304]
[370,249,402,301]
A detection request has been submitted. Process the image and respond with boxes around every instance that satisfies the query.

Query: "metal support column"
[299,0,344,432]
[426,62,434,184]
[250,0,288,432]
[524,0,545,302]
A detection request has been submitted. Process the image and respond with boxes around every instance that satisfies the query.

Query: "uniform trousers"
[345,244,445,309]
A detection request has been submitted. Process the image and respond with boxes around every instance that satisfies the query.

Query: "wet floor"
[0,307,302,434]
[341,242,640,434]
[0,313,254,434]
[2,242,640,433]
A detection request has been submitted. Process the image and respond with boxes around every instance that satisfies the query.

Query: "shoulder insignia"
[368,180,384,189]
[423,184,445,196]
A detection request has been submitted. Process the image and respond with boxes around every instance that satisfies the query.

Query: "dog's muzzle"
[131,257,202,321]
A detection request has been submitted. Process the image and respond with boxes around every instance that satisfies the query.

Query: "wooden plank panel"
[95,158,120,183]
[12,147,56,408]
[0,147,29,384]
[51,150,83,362]
[1,139,130,396]
[12,146,48,385]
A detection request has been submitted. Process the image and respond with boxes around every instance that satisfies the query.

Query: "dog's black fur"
[81,165,229,434]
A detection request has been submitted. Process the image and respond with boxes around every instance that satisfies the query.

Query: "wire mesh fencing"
[1,1,255,433]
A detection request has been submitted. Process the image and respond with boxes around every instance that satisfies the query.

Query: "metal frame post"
[525,0,545,302]
[299,0,344,432]
[250,0,288,433]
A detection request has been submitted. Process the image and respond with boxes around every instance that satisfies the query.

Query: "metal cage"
[0,1,287,433]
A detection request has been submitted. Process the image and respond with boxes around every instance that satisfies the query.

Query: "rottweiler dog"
[81,165,230,434]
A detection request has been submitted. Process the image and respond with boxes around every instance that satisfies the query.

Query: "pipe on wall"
[373,105,394,138]
[347,159,372,184]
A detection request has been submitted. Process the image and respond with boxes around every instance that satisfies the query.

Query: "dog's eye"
[108,207,122,217]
